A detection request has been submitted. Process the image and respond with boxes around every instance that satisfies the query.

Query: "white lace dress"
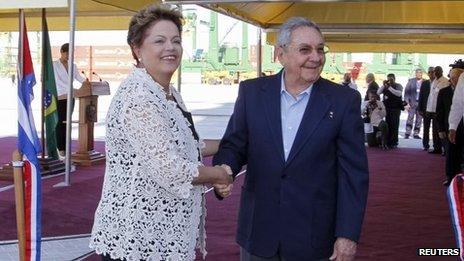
[89,67,206,260]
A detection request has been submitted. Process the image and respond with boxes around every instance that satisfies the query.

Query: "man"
[53,43,88,157]
[403,69,423,139]
[437,67,464,186]
[418,67,434,151]
[213,17,369,261]
[425,66,449,154]
[377,73,403,148]
[340,72,358,90]
[364,73,379,101]
[449,68,464,145]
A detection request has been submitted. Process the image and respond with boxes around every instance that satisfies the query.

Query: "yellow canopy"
[166,1,464,53]
[0,0,159,31]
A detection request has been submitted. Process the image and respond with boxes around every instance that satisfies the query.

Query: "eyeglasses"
[282,43,329,56]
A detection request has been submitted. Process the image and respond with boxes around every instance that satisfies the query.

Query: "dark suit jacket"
[213,71,369,260]
[418,79,431,113]
[436,85,453,132]
[404,78,422,106]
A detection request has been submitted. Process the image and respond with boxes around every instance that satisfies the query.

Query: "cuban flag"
[447,174,464,260]
[17,18,42,261]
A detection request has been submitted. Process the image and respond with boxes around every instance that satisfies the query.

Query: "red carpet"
[0,137,456,260]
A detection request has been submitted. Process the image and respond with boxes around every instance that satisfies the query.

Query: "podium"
[71,81,110,166]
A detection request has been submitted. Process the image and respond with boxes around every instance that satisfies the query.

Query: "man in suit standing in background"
[437,67,464,186]
[426,66,449,154]
[213,17,369,261]
[404,69,424,139]
[418,67,434,151]
[364,73,379,101]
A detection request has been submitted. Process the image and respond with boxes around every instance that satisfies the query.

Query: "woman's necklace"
[164,86,173,100]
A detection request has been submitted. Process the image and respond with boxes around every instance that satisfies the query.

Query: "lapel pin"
[329,111,334,119]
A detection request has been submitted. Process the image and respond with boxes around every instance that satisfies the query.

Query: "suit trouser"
[422,114,431,149]
[426,112,442,152]
[240,247,329,261]
[366,121,388,147]
[443,123,464,181]
[405,103,422,136]
[385,108,401,146]
[56,99,74,151]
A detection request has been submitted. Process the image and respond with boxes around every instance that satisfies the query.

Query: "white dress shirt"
[280,73,312,160]
[426,76,449,113]
[415,79,422,100]
[362,100,386,127]
[449,73,464,130]
[53,60,85,97]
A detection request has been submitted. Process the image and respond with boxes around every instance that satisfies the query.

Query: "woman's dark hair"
[60,43,69,53]
[127,5,183,65]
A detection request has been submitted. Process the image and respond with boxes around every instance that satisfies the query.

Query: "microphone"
[92,71,102,82]
[81,70,89,80]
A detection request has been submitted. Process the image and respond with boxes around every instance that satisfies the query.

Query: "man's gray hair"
[366,73,375,80]
[277,17,322,48]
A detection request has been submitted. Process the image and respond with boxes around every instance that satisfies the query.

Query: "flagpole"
[54,0,76,187]
[18,10,23,81]
[40,8,46,159]
[16,10,26,261]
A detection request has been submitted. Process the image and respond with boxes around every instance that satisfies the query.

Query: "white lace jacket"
[90,67,206,260]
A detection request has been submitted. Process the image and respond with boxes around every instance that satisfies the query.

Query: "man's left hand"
[213,164,234,198]
[329,237,357,261]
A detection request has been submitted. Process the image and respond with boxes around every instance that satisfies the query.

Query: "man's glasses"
[282,43,329,56]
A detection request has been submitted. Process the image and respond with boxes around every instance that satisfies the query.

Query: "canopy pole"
[177,4,182,93]
[257,27,262,77]
[55,0,76,187]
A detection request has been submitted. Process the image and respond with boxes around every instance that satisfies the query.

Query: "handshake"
[213,164,234,198]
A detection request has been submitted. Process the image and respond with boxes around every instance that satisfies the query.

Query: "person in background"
[89,6,232,261]
[418,67,434,151]
[364,73,379,101]
[363,91,388,149]
[214,17,369,261]
[378,73,403,148]
[403,68,423,139]
[437,67,464,186]
[53,43,88,157]
[341,72,358,90]
[449,60,464,146]
[425,66,449,154]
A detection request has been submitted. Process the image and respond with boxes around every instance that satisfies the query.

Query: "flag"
[42,13,58,160]
[17,18,42,261]
[447,174,464,260]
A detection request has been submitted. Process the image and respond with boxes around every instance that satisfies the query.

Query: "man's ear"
[276,46,285,66]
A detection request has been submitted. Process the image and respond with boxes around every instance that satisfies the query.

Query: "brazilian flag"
[42,13,59,160]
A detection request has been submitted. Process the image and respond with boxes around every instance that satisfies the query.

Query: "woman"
[363,91,389,149]
[53,43,88,158]
[89,5,231,260]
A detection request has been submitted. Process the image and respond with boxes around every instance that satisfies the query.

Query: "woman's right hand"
[213,165,233,197]
[214,165,233,185]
